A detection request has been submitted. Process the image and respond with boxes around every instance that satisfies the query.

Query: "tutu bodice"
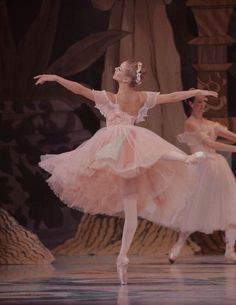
[177,121,227,154]
[94,90,158,127]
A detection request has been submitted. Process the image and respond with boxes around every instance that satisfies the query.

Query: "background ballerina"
[34,60,217,284]
[165,94,236,264]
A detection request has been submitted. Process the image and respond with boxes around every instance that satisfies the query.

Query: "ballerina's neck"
[191,113,204,120]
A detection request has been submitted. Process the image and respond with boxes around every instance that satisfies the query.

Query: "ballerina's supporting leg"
[169,231,191,264]
[225,225,236,262]
[117,198,138,285]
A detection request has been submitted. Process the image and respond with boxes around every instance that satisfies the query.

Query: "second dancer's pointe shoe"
[117,256,129,285]
[224,250,236,263]
[168,252,177,264]
[168,245,182,264]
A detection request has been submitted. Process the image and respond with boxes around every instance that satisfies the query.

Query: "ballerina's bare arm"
[216,128,236,143]
[34,74,94,102]
[203,138,236,153]
[185,121,236,153]
[156,89,218,104]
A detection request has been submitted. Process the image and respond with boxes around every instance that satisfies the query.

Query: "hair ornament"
[135,61,143,85]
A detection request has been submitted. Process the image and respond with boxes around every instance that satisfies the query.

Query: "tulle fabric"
[150,121,236,233]
[40,124,194,216]
[39,90,196,217]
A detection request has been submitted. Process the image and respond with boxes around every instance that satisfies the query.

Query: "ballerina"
[34,60,217,284]
[165,94,236,264]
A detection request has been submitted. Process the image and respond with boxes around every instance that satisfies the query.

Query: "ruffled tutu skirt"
[145,153,236,233]
[39,125,195,219]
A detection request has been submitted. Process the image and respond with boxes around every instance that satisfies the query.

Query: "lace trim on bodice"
[94,90,159,125]
[178,122,227,147]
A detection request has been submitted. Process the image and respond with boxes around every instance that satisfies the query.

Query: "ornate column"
[187,0,236,127]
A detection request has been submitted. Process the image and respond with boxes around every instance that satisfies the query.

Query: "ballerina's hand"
[34,74,57,85]
[199,90,218,98]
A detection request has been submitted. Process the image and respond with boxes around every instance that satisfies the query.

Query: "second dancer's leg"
[225,225,236,262]
[169,231,191,264]
[117,198,138,285]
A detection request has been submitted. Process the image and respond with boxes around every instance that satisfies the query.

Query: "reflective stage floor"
[0,255,236,305]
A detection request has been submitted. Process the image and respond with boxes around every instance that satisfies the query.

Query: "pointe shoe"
[117,256,129,285]
[224,251,236,263]
[168,252,177,264]
[168,245,182,264]
[185,151,207,164]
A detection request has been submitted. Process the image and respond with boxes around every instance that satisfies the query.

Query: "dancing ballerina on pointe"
[34,60,217,284]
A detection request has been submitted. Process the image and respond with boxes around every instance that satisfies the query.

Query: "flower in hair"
[136,62,143,85]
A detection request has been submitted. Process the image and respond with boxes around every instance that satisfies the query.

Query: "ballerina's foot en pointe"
[169,228,236,264]
[34,60,218,284]
[168,232,190,264]
[168,246,182,264]
[117,256,129,285]
[224,227,236,263]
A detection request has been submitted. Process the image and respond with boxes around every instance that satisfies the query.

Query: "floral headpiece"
[135,62,143,85]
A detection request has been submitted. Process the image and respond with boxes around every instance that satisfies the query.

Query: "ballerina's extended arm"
[203,139,236,153]
[156,89,218,104]
[34,74,95,102]
[216,128,236,144]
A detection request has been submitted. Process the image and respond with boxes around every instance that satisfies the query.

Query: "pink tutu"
[144,121,236,233]
[39,90,194,218]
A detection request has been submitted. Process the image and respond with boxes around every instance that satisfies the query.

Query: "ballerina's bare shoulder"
[105,91,147,117]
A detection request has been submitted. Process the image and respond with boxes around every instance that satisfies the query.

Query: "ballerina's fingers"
[209,91,218,98]
[35,79,44,85]
[199,90,218,98]
[33,75,43,85]
[33,75,42,79]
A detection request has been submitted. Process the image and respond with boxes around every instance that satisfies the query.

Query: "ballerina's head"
[185,89,208,117]
[113,60,146,87]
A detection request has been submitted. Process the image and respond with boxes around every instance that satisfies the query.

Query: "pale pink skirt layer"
[143,153,236,233]
[176,154,236,233]
[39,125,193,218]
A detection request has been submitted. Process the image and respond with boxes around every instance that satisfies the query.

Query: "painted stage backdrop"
[0,0,236,260]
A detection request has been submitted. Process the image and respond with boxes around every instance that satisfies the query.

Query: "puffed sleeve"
[93,90,112,117]
[145,91,160,109]
[213,122,228,135]
[136,91,160,123]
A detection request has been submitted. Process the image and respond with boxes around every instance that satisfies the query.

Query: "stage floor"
[0,255,236,305]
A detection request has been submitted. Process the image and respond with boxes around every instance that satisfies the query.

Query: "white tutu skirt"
[144,153,236,233]
[39,125,194,218]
